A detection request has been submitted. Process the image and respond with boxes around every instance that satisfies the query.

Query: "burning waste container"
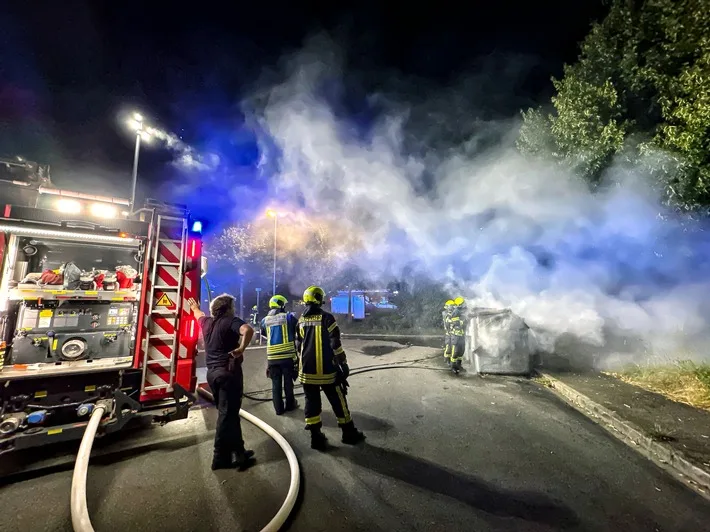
[465,308,532,376]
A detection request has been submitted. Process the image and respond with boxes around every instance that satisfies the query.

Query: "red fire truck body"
[0,185,201,454]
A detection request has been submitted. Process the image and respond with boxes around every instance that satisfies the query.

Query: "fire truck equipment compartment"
[10,301,133,364]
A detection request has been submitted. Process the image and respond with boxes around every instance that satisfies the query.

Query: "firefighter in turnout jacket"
[260,295,299,415]
[449,296,466,374]
[297,285,365,450]
[443,299,455,363]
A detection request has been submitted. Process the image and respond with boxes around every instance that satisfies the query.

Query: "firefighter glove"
[340,363,350,380]
[266,366,271,379]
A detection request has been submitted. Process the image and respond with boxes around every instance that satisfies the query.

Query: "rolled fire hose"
[197,386,301,532]
[70,393,300,532]
[71,404,107,532]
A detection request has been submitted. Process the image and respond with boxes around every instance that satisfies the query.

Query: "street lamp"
[266,209,278,295]
[126,112,152,213]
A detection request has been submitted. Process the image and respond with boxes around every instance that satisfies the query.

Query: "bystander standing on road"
[189,295,255,471]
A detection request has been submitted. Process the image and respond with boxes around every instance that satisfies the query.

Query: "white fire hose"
[70,395,300,532]
[70,404,107,532]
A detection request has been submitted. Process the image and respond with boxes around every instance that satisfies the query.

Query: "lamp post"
[126,112,152,213]
[266,209,278,295]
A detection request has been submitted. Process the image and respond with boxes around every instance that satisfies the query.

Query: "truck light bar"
[0,225,139,245]
[38,187,130,206]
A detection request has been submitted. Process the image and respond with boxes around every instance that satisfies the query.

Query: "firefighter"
[297,285,365,450]
[443,299,455,364]
[249,305,258,326]
[189,295,255,471]
[449,296,467,374]
[260,295,299,415]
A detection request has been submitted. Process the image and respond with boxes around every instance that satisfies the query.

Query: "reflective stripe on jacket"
[297,305,344,385]
[261,309,298,361]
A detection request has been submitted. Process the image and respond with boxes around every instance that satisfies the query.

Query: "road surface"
[1,339,709,531]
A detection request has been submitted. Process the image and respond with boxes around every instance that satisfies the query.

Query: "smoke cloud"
[243,35,710,367]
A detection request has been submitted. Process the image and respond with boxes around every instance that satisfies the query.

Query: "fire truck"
[0,160,203,454]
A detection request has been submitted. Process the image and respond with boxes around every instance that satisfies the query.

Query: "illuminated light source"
[188,239,199,259]
[133,112,143,122]
[266,209,277,218]
[0,225,137,245]
[89,203,118,219]
[56,199,82,214]
[191,220,202,233]
[182,316,198,342]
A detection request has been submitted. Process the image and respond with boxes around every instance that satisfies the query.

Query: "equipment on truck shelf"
[0,182,205,455]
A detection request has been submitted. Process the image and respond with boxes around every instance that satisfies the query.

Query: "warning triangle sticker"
[156,293,174,307]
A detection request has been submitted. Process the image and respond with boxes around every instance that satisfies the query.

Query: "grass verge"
[606,360,710,411]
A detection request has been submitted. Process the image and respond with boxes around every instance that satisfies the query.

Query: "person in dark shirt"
[189,295,255,471]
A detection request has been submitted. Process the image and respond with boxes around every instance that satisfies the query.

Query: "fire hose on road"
[69,356,445,532]
[69,398,301,532]
[70,404,107,532]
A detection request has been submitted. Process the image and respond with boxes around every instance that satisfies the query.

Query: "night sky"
[0,0,608,198]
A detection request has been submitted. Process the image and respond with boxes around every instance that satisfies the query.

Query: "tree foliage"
[206,217,364,295]
[518,0,710,209]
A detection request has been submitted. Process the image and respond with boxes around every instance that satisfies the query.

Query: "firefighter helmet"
[454,296,465,307]
[269,295,288,309]
[303,285,325,305]
[445,299,455,309]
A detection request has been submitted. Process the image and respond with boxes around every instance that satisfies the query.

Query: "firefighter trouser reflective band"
[303,383,352,429]
[444,335,452,357]
[450,337,465,363]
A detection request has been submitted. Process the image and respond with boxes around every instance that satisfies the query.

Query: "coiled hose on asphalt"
[70,397,301,532]
[71,355,446,532]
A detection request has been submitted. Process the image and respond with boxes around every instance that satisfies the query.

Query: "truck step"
[143,384,171,391]
[154,285,179,290]
[149,334,176,341]
[156,261,181,266]
[147,359,172,366]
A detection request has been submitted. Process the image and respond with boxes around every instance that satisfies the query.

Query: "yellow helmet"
[269,295,288,309]
[445,299,455,309]
[303,285,326,305]
[454,296,465,306]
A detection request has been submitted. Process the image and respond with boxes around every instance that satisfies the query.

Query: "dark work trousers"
[206,366,245,459]
[270,359,297,414]
[450,336,466,368]
[303,383,352,430]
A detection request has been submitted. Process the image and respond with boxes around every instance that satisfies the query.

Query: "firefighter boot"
[310,429,328,451]
[341,421,366,445]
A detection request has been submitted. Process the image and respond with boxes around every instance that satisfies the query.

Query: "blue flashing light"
[192,220,202,233]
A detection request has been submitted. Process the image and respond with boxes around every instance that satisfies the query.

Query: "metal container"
[465,308,532,375]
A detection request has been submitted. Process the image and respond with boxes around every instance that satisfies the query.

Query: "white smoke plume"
[247,36,710,367]
[143,125,220,172]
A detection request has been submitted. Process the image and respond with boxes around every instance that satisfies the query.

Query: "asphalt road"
[1,339,710,531]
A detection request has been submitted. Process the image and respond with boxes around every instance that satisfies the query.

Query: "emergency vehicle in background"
[0,157,203,454]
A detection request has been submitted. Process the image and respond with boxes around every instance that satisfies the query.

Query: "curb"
[540,372,710,501]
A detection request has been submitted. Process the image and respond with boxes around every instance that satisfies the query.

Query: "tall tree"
[518,0,710,209]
